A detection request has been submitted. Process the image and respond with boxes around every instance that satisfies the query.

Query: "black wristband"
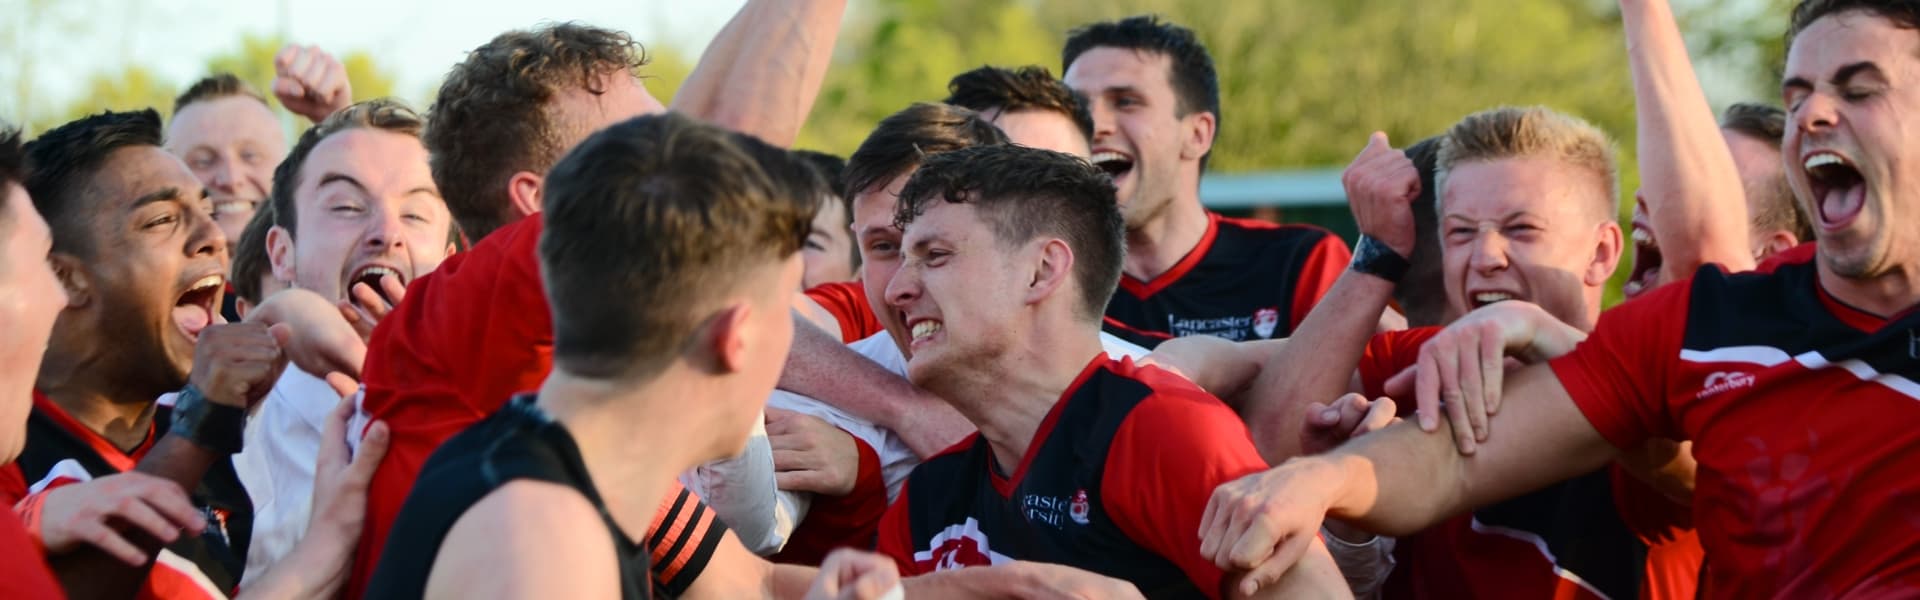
[1350,235,1411,283]
[169,385,246,455]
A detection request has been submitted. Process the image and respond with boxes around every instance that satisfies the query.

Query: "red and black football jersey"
[1551,252,1920,597]
[876,356,1268,599]
[1102,214,1347,348]
[0,393,252,599]
[1357,328,1703,600]
[350,216,729,599]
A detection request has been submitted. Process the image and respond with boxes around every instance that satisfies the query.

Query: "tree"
[205,33,399,110]
[53,64,176,127]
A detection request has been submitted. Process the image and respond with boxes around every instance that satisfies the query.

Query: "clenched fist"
[1342,132,1421,258]
[188,322,290,409]
[273,44,353,123]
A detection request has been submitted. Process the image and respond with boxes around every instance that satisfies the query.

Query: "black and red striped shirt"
[1102,213,1348,348]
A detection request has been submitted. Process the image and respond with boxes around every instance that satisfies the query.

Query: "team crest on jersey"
[1252,307,1280,339]
[915,518,1013,571]
[1068,489,1091,525]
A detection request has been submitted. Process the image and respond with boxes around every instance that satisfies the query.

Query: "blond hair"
[1436,106,1619,221]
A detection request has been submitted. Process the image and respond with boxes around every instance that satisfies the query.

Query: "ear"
[508,171,544,219]
[705,303,754,375]
[1586,221,1625,287]
[266,225,297,284]
[1023,239,1077,307]
[48,253,89,309]
[1178,110,1217,162]
[235,297,252,321]
[1758,230,1800,259]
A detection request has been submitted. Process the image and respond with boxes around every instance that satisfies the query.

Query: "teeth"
[1089,152,1125,165]
[188,275,224,292]
[1804,153,1843,170]
[360,266,399,280]
[910,320,942,340]
[1473,292,1514,305]
[1631,228,1656,247]
[213,200,255,216]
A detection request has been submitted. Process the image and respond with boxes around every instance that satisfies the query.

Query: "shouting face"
[270,128,451,303]
[166,96,286,243]
[1066,47,1210,230]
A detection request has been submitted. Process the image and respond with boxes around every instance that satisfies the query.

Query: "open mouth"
[1624,226,1662,299]
[1089,151,1135,182]
[1468,291,1520,310]
[173,274,225,340]
[1804,151,1866,232]
[348,264,406,305]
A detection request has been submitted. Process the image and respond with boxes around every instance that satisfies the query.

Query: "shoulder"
[1215,216,1341,246]
[1103,358,1245,433]
[428,480,618,598]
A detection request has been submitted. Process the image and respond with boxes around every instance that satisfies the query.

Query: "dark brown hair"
[945,65,1093,141]
[843,103,1009,200]
[540,113,816,382]
[895,144,1124,320]
[1720,103,1813,243]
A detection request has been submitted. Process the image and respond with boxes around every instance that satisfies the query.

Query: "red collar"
[30,391,154,472]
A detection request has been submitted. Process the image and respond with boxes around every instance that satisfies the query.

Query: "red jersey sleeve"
[1548,280,1692,450]
[874,485,921,576]
[1103,386,1270,599]
[1288,234,1352,330]
[772,434,888,565]
[804,281,882,344]
[1356,327,1441,402]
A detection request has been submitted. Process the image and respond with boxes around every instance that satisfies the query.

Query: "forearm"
[1327,366,1618,535]
[1248,270,1395,461]
[234,531,353,599]
[1155,335,1274,401]
[779,319,970,458]
[900,564,1044,598]
[671,0,846,147]
[768,564,819,599]
[1623,0,1754,277]
[135,435,219,506]
[683,421,794,554]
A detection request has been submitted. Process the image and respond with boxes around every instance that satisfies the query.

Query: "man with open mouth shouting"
[3,109,275,599]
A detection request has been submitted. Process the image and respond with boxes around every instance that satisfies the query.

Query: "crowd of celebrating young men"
[0,0,1913,597]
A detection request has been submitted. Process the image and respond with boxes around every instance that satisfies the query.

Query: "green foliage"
[55,65,177,126]
[205,34,400,110]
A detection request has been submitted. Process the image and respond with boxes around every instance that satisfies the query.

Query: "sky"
[10,0,755,109]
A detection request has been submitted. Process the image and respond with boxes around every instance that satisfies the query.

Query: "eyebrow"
[1784,61,1883,92]
[131,187,186,209]
[317,173,369,195]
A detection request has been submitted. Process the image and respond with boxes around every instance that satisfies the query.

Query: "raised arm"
[1624,0,1755,278]
[672,0,847,147]
[1200,364,1619,591]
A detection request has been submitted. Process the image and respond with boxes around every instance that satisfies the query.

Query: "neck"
[935,320,1107,475]
[1122,188,1210,282]
[36,342,163,452]
[1819,260,1920,320]
[537,370,707,540]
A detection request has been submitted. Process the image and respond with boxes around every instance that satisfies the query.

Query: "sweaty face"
[853,173,914,356]
[273,129,451,303]
[165,96,287,243]
[1066,47,1199,230]
[886,201,1030,393]
[67,147,229,389]
[0,185,68,462]
[1782,12,1920,281]
[1440,157,1618,330]
[980,107,1091,158]
[801,196,856,289]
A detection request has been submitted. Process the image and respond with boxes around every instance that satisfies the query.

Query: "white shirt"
[231,368,338,582]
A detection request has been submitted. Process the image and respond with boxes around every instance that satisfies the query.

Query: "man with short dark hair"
[871,144,1344,599]
[365,111,898,599]
[1199,2,1920,595]
[1062,15,1352,348]
[350,3,850,596]
[7,109,285,598]
[945,65,1093,156]
[795,150,858,289]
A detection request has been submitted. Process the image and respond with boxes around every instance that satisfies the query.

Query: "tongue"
[1821,183,1867,227]
[173,303,211,338]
